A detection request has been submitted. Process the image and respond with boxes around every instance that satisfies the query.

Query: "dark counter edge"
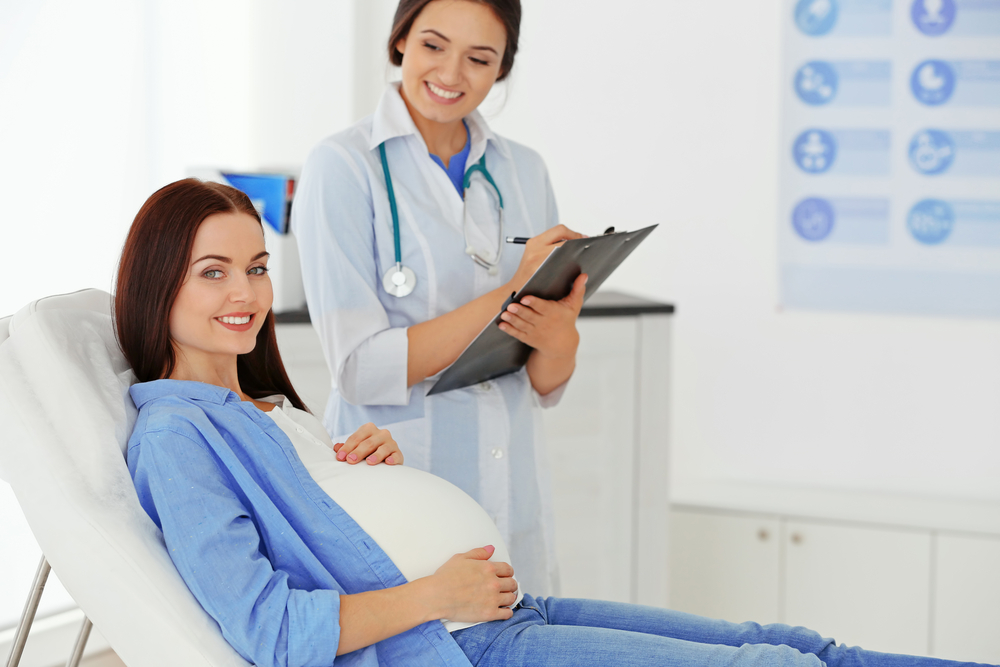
[276,290,675,324]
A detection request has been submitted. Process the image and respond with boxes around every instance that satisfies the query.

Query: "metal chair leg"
[5,555,51,667]
[64,617,93,667]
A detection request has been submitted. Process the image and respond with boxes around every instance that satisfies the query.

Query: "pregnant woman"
[119,179,991,667]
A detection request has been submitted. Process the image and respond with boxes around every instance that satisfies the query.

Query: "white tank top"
[264,397,523,632]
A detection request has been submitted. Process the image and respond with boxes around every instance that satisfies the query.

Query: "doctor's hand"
[499,273,587,359]
[507,224,586,293]
[333,423,404,466]
[424,546,518,623]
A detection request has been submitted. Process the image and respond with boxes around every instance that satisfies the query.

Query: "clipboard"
[428,224,657,396]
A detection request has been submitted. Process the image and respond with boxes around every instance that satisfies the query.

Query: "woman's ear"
[395,37,407,58]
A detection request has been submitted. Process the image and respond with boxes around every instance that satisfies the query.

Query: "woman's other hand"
[507,224,586,293]
[499,273,586,359]
[427,546,518,623]
[333,423,404,465]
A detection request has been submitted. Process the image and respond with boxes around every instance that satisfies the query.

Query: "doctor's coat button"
[491,447,504,459]
[481,381,491,391]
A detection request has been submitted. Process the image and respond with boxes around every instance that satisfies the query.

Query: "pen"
[505,236,530,244]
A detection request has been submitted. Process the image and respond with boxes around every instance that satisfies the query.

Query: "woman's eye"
[248,266,269,276]
[470,57,489,66]
[423,41,442,52]
[203,269,224,279]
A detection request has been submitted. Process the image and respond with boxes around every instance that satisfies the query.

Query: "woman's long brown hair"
[115,178,308,411]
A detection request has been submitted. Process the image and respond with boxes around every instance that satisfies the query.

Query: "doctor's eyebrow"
[192,251,270,265]
[421,29,499,54]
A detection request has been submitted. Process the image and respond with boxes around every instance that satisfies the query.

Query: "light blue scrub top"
[429,121,472,197]
[291,83,564,596]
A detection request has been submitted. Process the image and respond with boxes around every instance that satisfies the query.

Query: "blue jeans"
[452,595,994,667]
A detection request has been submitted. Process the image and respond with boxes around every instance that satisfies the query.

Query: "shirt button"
[491,447,504,459]
[481,381,492,391]
[296,427,305,434]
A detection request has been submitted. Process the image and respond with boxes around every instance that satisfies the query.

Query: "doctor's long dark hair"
[114,178,308,411]
[388,0,521,80]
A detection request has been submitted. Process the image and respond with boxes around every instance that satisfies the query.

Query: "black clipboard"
[428,224,657,396]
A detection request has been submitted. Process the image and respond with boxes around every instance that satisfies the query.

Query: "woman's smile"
[215,312,256,331]
[425,81,464,103]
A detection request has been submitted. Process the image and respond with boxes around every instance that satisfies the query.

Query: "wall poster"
[780,0,1000,317]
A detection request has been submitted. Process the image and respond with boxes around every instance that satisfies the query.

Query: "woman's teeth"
[428,82,462,99]
[219,316,251,325]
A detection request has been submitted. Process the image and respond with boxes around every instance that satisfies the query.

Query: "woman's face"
[168,212,272,365]
[396,0,507,125]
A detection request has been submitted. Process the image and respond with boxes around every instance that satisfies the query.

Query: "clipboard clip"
[603,226,615,235]
[499,291,518,321]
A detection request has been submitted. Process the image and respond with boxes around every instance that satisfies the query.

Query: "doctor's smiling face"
[394,0,508,126]
[168,212,273,369]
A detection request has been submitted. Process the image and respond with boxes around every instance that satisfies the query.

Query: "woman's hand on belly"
[424,545,518,623]
[333,423,404,465]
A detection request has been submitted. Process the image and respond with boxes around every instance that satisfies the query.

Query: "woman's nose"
[229,272,257,304]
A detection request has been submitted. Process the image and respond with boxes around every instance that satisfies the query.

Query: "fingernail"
[485,545,495,556]
[367,455,376,463]
[583,275,589,284]
[508,305,518,313]
[348,453,357,462]
[337,451,347,461]
[522,298,531,305]
[500,313,510,321]
[386,455,395,465]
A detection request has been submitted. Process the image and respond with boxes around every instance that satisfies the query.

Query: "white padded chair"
[0,290,249,667]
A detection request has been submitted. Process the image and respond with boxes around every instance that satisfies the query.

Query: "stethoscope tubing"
[378,139,505,296]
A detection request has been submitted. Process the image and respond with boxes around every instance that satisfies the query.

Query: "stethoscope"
[378,142,505,298]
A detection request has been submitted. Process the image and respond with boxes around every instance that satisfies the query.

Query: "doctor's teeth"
[428,83,462,99]
[220,316,251,325]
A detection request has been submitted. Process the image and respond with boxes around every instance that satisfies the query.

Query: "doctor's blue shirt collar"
[368,82,511,164]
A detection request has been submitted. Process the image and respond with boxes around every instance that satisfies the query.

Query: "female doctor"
[292,0,586,597]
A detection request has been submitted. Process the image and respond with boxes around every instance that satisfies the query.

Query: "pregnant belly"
[302,461,523,631]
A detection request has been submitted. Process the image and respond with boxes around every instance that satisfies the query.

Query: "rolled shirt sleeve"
[129,430,341,667]
[293,140,411,407]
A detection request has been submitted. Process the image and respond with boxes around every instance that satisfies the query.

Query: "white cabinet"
[934,534,1000,663]
[275,292,674,607]
[541,319,636,603]
[669,510,781,624]
[539,312,672,606]
[783,521,930,656]
[669,507,1000,662]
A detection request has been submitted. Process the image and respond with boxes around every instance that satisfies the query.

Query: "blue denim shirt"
[127,379,473,667]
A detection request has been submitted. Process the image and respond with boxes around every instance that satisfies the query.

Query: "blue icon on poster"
[795,61,839,105]
[909,130,956,174]
[794,130,838,173]
[911,0,956,36]
[793,198,836,241]
[911,60,956,105]
[908,199,955,244]
[795,0,839,36]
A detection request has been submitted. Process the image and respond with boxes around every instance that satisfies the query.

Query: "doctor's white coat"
[291,83,564,596]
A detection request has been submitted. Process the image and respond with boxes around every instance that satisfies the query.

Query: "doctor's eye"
[202,269,224,279]
[248,266,269,276]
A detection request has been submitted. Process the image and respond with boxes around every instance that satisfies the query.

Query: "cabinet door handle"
[757,528,770,541]
[790,532,803,545]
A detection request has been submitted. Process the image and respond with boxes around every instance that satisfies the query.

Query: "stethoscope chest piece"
[383,263,416,298]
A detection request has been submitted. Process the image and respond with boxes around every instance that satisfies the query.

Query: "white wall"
[0,0,354,630]
[477,0,1000,503]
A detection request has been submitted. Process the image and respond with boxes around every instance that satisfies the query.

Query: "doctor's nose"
[437,56,463,86]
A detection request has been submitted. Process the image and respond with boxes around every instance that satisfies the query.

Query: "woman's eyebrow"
[192,254,231,265]
[192,251,269,265]
[421,29,498,55]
